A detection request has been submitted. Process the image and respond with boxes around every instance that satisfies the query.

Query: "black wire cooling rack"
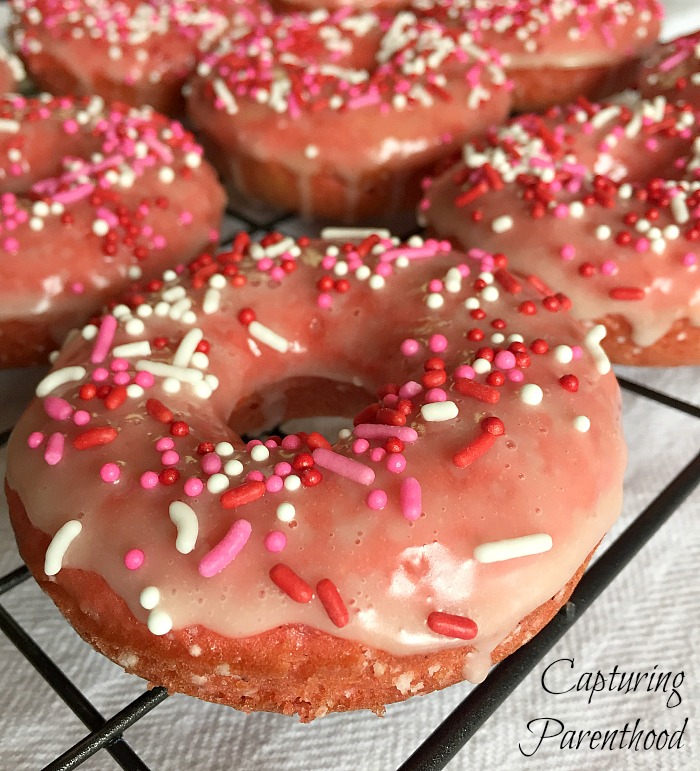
[1,201,699,771]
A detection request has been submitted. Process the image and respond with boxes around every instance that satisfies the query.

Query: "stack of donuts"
[1,0,699,724]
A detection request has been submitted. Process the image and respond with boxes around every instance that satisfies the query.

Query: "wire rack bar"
[398,447,700,771]
[617,376,700,418]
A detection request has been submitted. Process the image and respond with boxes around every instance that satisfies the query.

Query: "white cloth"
[1,1,699,769]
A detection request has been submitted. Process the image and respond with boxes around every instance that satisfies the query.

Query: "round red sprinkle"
[518,300,537,315]
[317,275,334,291]
[486,371,505,387]
[153,336,168,349]
[481,416,505,436]
[300,468,322,487]
[542,296,560,312]
[384,437,404,454]
[559,374,579,392]
[95,385,111,400]
[159,469,180,486]
[531,339,549,354]
[396,399,414,416]
[238,308,256,326]
[422,369,447,388]
[170,421,189,437]
[292,453,314,470]
[578,262,595,278]
[79,384,96,400]
[197,442,215,455]
[424,357,445,371]
[467,328,485,341]
[475,347,494,362]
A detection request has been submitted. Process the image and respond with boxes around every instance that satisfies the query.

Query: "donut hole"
[228,376,374,442]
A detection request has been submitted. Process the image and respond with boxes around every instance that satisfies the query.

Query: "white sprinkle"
[250,444,270,462]
[276,502,296,522]
[421,401,459,422]
[209,273,227,289]
[474,533,553,563]
[0,119,20,133]
[126,384,144,399]
[163,377,181,393]
[135,361,203,383]
[491,215,514,234]
[284,474,302,491]
[369,275,385,290]
[520,384,543,406]
[193,381,212,399]
[472,358,492,374]
[203,288,221,314]
[207,473,230,494]
[671,195,689,225]
[248,321,289,353]
[169,501,199,554]
[213,79,238,114]
[573,415,591,433]
[553,345,573,364]
[224,459,244,476]
[112,341,151,358]
[355,265,371,281]
[426,293,444,309]
[159,167,175,184]
[148,609,173,636]
[92,219,109,236]
[44,520,82,576]
[304,144,319,159]
[81,325,98,341]
[172,328,204,368]
[215,442,234,457]
[464,297,480,310]
[190,352,209,369]
[125,318,145,336]
[595,225,611,241]
[36,367,87,398]
[320,227,391,240]
[139,585,160,610]
[584,324,611,375]
[481,286,499,302]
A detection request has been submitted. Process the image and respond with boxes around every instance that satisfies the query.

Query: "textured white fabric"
[1,1,699,769]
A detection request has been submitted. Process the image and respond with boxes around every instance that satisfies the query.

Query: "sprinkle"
[100,463,120,483]
[454,379,500,403]
[124,549,144,570]
[474,533,553,563]
[316,579,349,628]
[320,227,391,240]
[353,424,418,442]
[112,341,152,358]
[72,426,118,449]
[491,215,513,233]
[248,320,290,353]
[28,432,44,449]
[169,501,199,554]
[520,384,543,406]
[552,345,573,364]
[573,415,591,432]
[136,361,203,383]
[421,401,458,422]
[147,609,173,636]
[44,433,65,465]
[264,531,287,552]
[43,397,73,421]
[453,432,496,468]
[146,398,173,423]
[140,471,159,489]
[198,519,252,577]
[427,611,477,640]
[36,367,87,398]
[207,473,230,493]
[276,502,296,522]
[312,448,375,485]
[399,477,422,521]
[608,287,646,301]
[367,489,388,510]
[105,385,127,410]
[44,520,82,576]
[220,480,266,509]
[269,563,313,603]
[172,328,204,367]
[90,315,118,363]
[250,444,270,462]
[584,324,611,375]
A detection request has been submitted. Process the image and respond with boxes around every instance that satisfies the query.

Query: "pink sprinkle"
[425,388,447,403]
[571,345,583,360]
[113,372,130,385]
[70,282,84,295]
[124,549,145,570]
[428,334,448,352]
[156,437,175,451]
[247,470,265,482]
[184,477,204,496]
[135,371,155,388]
[369,447,386,463]
[274,461,292,477]
[382,393,398,407]
[266,474,283,492]
[100,463,121,483]
[264,531,287,553]
[63,119,79,134]
[399,381,422,399]
[352,438,369,454]
[161,450,179,466]
[428,279,443,292]
[367,489,388,510]
[635,237,650,253]
[600,260,618,276]
[201,453,222,475]
[454,364,475,380]
[400,477,422,521]
[73,410,90,426]
[28,431,44,448]
[494,351,516,370]
[264,438,279,449]
[44,396,73,421]
[553,204,568,219]
[140,471,159,489]
[44,433,65,466]
[507,369,525,383]
[312,448,375,485]
[110,358,129,372]
[354,424,418,442]
[281,435,302,451]
[386,453,406,474]
[560,244,576,260]
[92,367,109,382]
[198,519,252,577]
[400,339,420,356]
[683,253,697,267]
[91,315,118,364]
[317,293,332,309]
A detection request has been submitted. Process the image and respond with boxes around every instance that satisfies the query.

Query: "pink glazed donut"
[6,230,625,720]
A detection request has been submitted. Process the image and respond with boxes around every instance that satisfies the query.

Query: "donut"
[6,230,626,720]
[0,93,225,368]
[10,0,265,114]
[420,95,700,366]
[187,9,512,222]
[640,30,700,107]
[0,43,25,93]
[409,0,663,111]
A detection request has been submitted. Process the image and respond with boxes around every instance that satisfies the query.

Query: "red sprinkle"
[481,416,505,436]
[316,578,349,628]
[146,398,173,424]
[453,432,496,468]
[71,426,118,450]
[427,611,478,640]
[220,480,266,509]
[454,378,501,404]
[270,564,314,603]
[609,287,646,300]
[104,385,127,411]
[307,431,331,450]
[237,307,256,325]
[170,420,190,437]
[79,384,96,400]
[494,268,522,294]
[559,374,579,392]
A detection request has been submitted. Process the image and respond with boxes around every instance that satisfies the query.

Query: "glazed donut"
[421,95,700,366]
[10,0,266,114]
[0,93,224,368]
[0,43,25,93]
[187,10,512,222]
[640,30,700,107]
[6,230,626,720]
[409,0,663,111]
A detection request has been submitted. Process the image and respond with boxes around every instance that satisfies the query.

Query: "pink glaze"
[422,95,700,351]
[7,233,625,682]
[640,31,700,107]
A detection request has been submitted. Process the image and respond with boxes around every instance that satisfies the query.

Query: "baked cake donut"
[187,9,511,221]
[10,0,266,114]
[640,30,700,107]
[0,43,25,93]
[0,93,224,368]
[421,95,700,366]
[410,0,663,111]
[6,230,626,719]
